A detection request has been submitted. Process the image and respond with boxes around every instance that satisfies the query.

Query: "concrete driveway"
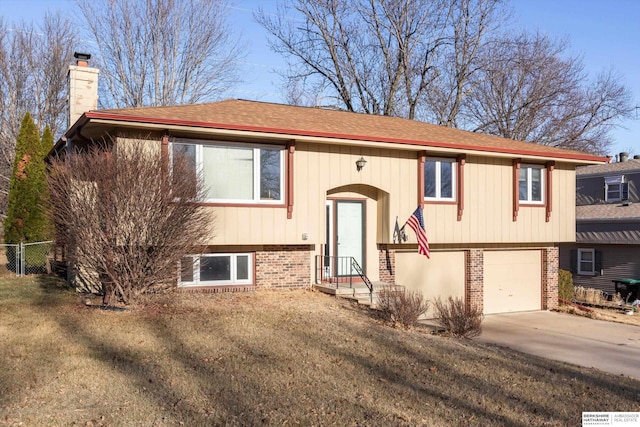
[474,311,640,379]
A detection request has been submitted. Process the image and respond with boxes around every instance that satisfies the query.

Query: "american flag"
[406,206,430,259]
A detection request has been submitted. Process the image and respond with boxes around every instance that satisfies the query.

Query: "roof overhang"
[49,111,608,165]
[577,230,640,245]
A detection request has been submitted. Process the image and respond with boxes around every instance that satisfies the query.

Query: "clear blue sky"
[1,0,638,157]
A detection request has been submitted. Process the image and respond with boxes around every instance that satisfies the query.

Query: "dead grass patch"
[0,277,638,426]
[556,304,640,326]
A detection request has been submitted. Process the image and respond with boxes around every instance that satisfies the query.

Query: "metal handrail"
[315,255,373,303]
[350,258,373,303]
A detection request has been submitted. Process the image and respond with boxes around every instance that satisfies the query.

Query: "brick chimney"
[68,52,99,129]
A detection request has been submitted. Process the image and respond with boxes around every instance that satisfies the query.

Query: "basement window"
[179,253,253,286]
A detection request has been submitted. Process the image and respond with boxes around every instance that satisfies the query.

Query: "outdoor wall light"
[356,156,367,171]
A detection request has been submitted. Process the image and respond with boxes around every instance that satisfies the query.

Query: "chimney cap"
[74,52,91,60]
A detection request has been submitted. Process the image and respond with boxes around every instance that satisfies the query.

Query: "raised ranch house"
[560,154,640,301]
[52,55,605,315]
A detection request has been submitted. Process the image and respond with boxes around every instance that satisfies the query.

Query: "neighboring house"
[52,55,605,315]
[559,155,640,299]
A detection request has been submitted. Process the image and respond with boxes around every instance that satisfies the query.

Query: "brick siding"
[180,285,256,294]
[255,245,312,289]
[542,246,559,310]
[378,246,396,284]
[466,249,484,312]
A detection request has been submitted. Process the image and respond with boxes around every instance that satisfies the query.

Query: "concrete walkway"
[474,311,640,379]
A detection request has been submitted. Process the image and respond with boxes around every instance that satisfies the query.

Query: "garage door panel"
[396,251,465,318]
[484,250,541,314]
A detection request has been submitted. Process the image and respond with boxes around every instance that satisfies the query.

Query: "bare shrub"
[377,285,429,329]
[433,296,483,338]
[612,292,624,305]
[574,286,607,305]
[47,140,210,305]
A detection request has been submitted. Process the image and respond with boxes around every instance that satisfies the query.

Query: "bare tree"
[47,140,211,305]
[256,0,453,119]
[76,0,243,108]
[465,32,634,154]
[0,14,78,213]
[426,0,504,127]
[259,0,632,154]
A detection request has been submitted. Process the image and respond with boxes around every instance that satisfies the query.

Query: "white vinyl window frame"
[178,253,253,286]
[577,248,595,276]
[424,157,457,202]
[519,164,545,204]
[170,140,285,204]
[605,175,626,202]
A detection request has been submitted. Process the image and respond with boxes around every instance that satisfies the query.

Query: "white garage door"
[396,251,465,318]
[483,250,542,314]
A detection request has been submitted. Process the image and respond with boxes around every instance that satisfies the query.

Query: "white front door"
[334,200,365,276]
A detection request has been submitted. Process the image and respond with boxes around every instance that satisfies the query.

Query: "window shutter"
[570,249,577,274]
[595,250,603,276]
[622,183,629,201]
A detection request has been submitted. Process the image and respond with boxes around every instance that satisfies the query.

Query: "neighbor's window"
[171,140,284,204]
[178,253,253,286]
[519,164,544,204]
[424,157,456,201]
[577,248,595,275]
[604,175,628,202]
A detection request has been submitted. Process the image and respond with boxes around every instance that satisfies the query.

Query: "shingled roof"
[75,99,604,162]
[576,203,640,244]
[577,159,640,177]
[577,203,640,221]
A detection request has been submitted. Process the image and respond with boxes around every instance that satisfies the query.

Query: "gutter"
[578,218,640,224]
[81,111,607,164]
[47,113,91,160]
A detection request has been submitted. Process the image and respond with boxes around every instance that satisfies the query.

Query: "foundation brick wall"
[378,246,396,284]
[466,249,484,312]
[542,246,559,310]
[255,245,312,289]
[180,285,256,294]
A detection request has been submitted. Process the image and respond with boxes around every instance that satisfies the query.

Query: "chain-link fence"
[0,241,54,277]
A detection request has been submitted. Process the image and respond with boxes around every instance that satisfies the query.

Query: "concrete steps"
[313,281,404,309]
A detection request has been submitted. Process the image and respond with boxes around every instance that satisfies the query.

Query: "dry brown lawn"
[557,304,640,326]
[1,277,639,426]
[592,307,640,326]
